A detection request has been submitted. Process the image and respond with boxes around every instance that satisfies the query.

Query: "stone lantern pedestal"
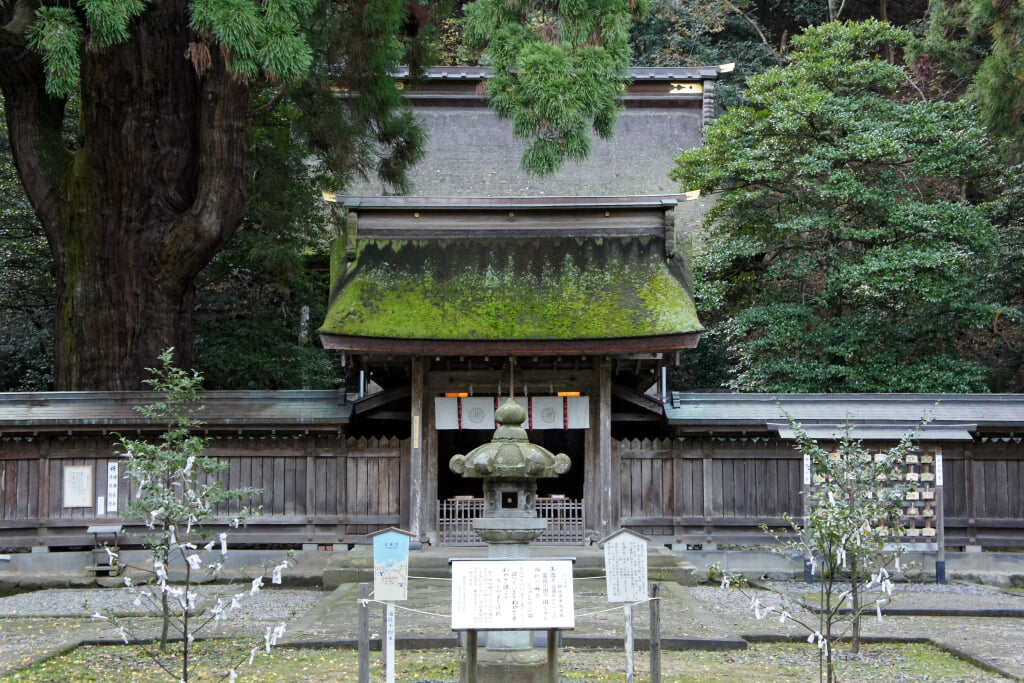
[450,398,571,683]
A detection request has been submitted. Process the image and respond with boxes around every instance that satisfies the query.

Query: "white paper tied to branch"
[220,532,228,554]
[148,507,165,529]
[187,554,203,571]
[272,562,287,585]
[251,576,263,595]
[876,598,887,623]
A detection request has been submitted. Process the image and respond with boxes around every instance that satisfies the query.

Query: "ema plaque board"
[451,559,575,631]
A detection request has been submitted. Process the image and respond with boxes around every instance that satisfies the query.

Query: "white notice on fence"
[450,559,575,631]
[106,462,119,513]
[63,465,93,508]
[604,532,648,603]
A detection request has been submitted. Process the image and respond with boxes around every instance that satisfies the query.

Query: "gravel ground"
[1,581,1023,680]
[0,585,320,625]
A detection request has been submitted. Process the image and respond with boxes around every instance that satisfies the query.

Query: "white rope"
[573,597,658,620]
[408,575,453,582]
[361,598,451,620]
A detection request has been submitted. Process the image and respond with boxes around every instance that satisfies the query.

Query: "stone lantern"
[450,398,571,553]
[449,397,571,681]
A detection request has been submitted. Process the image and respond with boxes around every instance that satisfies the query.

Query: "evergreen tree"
[0,94,53,391]
[674,20,1000,393]
[460,0,646,175]
[919,0,1024,158]
[0,0,431,389]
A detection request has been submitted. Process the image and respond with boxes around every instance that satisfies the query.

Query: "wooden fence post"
[359,583,370,683]
[650,582,661,683]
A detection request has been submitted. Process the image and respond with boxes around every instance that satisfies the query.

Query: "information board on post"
[601,529,650,603]
[369,528,414,601]
[450,558,575,631]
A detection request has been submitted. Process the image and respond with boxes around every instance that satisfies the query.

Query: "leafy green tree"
[460,0,647,175]
[0,0,430,390]
[674,20,1000,392]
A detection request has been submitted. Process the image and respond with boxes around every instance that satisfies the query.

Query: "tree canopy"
[673,20,1001,393]
[0,0,431,389]
[460,0,646,175]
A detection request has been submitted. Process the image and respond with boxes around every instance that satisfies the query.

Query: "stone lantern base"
[464,646,552,683]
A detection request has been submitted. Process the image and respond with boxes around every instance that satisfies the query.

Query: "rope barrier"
[359,596,660,621]
[574,597,658,620]
[408,575,453,582]
[361,598,451,619]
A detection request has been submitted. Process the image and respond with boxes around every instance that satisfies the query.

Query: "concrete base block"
[30,546,50,554]
[965,545,984,553]
[302,543,318,551]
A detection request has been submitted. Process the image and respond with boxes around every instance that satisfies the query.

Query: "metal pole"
[358,583,370,683]
[650,582,661,683]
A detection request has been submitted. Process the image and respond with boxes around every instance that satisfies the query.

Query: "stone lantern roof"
[449,398,571,480]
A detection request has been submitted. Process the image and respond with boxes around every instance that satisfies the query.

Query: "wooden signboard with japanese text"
[450,558,575,631]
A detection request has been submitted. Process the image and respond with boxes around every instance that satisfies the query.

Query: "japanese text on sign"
[450,559,575,630]
[604,535,648,603]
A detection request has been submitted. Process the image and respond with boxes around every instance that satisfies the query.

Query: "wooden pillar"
[422,373,438,544]
[598,359,614,539]
[409,356,426,541]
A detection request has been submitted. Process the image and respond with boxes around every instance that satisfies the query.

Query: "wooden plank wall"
[3,431,1024,548]
[0,433,403,547]
[620,437,811,546]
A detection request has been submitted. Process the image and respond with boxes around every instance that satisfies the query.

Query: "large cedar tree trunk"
[1,0,247,389]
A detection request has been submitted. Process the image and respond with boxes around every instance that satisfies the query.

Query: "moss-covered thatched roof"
[318,198,703,353]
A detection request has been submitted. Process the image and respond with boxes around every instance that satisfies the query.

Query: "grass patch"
[0,641,1010,682]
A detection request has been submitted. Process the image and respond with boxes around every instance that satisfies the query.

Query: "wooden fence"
[617,436,1024,549]
[2,431,1023,549]
[436,496,585,546]
[0,434,404,548]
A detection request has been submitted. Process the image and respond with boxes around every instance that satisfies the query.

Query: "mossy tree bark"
[1,0,246,389]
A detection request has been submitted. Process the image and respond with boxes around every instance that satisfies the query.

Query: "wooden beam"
[320,333,702,356]
[352,386,411,415]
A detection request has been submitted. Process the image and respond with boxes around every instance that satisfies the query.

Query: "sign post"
[600,529,651,683]
[369,528,414,683]
[450,558,575,683]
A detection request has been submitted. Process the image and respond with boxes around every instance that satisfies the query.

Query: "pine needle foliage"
[461,0,646,175]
